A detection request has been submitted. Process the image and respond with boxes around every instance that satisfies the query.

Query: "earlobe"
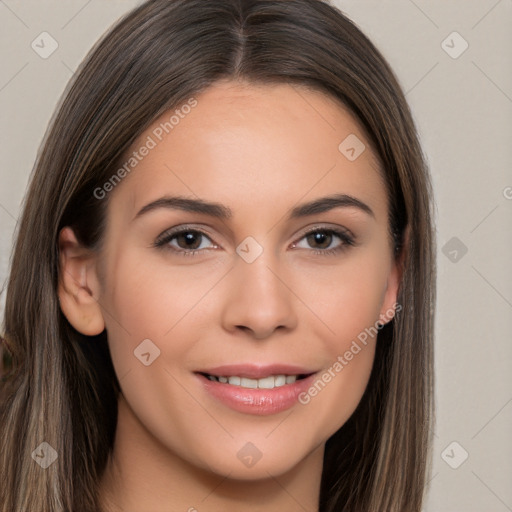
[57,227,105,336]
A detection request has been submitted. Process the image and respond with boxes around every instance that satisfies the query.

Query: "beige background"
[0,1,511,510]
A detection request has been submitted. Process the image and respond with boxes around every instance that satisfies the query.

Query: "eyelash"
[153,225,356,258]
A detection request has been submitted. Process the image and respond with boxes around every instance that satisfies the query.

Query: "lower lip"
[196,373,317,415]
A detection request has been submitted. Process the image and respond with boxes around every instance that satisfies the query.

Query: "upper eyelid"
[155,224,217,244]
[155,224,355,249]
[297,224,355,240]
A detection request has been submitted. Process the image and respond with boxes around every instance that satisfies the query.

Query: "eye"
[153,227,217,255]
[153,225,355,257]
[292,227,355,256]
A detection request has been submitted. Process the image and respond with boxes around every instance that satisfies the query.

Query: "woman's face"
[66,80,400,479]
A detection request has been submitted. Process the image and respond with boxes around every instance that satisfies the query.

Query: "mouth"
[194,364,319,415]
[198,372,312,389]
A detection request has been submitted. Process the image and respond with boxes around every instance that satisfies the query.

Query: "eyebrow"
[132,193,375,222]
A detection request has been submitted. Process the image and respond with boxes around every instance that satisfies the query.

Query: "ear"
[378,224,410,325]
[57,227,105,336]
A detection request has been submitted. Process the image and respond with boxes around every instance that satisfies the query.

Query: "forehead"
[108,80,386,223]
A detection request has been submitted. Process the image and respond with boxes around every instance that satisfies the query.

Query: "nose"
[220,250,298,340]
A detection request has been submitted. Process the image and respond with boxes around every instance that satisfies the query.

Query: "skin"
[58,80,402,512]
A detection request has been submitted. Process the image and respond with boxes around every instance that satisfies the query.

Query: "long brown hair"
[0,1,436,510]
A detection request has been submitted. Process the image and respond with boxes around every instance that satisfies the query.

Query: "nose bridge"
[237,248,280,296]
[220,240,297,337]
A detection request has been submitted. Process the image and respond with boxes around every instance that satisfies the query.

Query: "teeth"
[241,377,258,389]
[207,374,299,389]
[275,375,286,387]
[257,376,275,389]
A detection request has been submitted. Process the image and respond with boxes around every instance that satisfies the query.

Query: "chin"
[190,437,314,481]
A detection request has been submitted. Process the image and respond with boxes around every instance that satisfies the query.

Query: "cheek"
[288,252,387,435]
[97,252,218,449]
[297,338,376,445]
[99,249,228,376]
[104,250,215,330]
[295,297,379,443]
[294,250,389,348]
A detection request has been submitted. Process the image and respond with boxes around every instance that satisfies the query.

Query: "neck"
[98,395,324,512]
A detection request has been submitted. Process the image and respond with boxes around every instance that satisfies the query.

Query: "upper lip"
[196,364,318,379]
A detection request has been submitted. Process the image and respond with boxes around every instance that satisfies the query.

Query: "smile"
[196,366,318,415]
[203,373,308,388]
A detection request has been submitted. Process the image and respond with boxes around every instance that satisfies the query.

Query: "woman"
[0,0,436,510]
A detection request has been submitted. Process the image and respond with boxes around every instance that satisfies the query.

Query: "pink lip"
[196,363,316,379]
[195,366,318,416]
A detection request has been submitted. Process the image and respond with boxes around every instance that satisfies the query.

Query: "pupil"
[308,231,331,249]
[178,232,201,249]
